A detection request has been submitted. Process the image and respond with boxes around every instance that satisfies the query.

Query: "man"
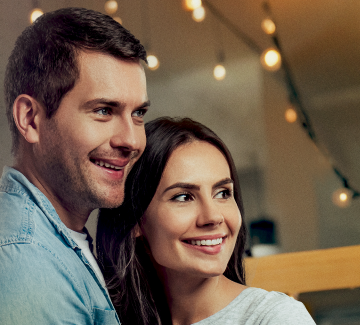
[0,7,149,324]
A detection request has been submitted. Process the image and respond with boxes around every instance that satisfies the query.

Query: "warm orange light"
[213,64,226,80]
[261,18,276,35]
[192,6,205,22]
[30,8,44,24]
[261,48,281,71]
[285,106,297,123]
[105,0,118,14]
[332,188,352,208]
[147,54,160,70]
[183,0,202,11]
[113,16,122,24]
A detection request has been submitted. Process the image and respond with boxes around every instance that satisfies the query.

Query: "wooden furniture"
[244,244,360,297]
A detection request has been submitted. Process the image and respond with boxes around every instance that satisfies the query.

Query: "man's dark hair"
[97,117,247,325]
[4,7,147,154]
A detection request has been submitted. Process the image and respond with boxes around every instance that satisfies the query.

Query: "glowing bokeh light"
[147,55,160,70]
[285,106,297,123]
[332,188,352,208]
[105,0,118,15]
[261,18,276,35]
[113,16,122,24]
[183,0,202,11]
[30,8,44,24]
[192,6,205,22]
[261,48,281,71]
[213,64,226,80]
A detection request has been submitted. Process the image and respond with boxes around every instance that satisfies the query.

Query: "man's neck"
[13,159,91,232]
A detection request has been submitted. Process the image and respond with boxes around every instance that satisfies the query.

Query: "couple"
[0,7,315,325]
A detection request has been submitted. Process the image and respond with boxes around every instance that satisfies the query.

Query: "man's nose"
[109,115,144,152]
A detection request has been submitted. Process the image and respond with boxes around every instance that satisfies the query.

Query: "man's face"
[34,51,148,214]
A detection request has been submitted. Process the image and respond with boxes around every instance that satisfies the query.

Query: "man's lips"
[90,158,130,170]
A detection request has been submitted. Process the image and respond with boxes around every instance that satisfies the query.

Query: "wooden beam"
[245,245,360,296]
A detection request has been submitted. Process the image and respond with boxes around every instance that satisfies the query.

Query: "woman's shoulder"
[193,287,316,325]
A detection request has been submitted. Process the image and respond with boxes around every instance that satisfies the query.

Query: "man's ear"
[133,223,143,238]
[12,94,43,144]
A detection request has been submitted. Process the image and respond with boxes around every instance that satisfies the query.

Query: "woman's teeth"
[189,238,223,246]
[94,160,122,170]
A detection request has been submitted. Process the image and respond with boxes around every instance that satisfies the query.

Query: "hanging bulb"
[113,17,122,24]
[147,54,160,70]
[285,105,297,123]
[213,64,226,80]
[332,188,352,208]
[30,8,44,24]
[183,0,202,11]
[192,6,205,22]
[105,0,118,15]
[261,18,276,35]
[260,48,281,71]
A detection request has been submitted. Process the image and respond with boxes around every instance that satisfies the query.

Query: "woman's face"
[140,140,242,278]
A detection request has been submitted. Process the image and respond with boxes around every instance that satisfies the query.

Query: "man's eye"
[214,189,232,199]
[95,108,111,116]
[132,109,147,118]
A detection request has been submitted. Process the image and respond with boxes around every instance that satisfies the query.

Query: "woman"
[97,117,315,325]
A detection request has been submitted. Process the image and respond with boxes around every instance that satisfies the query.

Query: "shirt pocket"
[93,307,120,325]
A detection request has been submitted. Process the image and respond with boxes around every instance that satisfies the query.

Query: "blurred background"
[1,1,360,323]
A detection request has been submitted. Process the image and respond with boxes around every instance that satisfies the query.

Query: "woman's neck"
[159,271,246,325]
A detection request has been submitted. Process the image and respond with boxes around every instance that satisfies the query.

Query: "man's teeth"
[94,160,122,170]
[189,238,223,246]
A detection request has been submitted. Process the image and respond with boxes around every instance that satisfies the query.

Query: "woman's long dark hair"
[96,117,247,325]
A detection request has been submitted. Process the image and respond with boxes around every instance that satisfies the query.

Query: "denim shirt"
[0,167,121,325]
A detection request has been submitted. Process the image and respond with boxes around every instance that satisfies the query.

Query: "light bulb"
[332,188,352,208]
[213,64,226,80]
[147,55,160,70]
[113,17,122,24]
[30,8,44,24]
[105,0,118,15]
[183,0,202,11]
[192,6,205,22]
[261,48,281,71]
[261,18,276,35]
[285,106,297,123]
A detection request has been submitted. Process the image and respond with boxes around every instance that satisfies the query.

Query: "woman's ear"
[13,94,43,144]
[133,224,143,238]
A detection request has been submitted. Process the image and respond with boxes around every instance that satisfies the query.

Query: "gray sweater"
[193,287,316,324]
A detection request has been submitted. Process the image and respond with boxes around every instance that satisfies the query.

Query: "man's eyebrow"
[82,98,151,109]
[163,183,200,194]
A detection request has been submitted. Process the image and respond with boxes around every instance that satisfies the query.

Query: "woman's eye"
[171,193,192,202]
[95,108,111,116]
[214,189,232,199]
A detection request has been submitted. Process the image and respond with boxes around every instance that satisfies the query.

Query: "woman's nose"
[196,199,224,227]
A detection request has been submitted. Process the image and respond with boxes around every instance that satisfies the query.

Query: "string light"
[260,48,281,71]
[261,18,276,35]
[285,105,297,123]
[192,6,205,22]
[30,8,44,24]
[332,188,352,208]
[213,64,226,80]
[104,0,118,15]
[183,0,202,11]
[147,54,160,70]
[113,17,122,24]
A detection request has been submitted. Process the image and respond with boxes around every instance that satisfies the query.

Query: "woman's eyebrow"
[212,178,233,190]
[163,183,200,194]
